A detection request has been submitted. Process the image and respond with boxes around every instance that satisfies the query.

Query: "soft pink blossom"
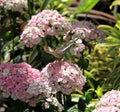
[0,0,6,7]
[64,21,105,42]
[20,10,71,47]
[44,96,64,112]
[93,90,120,112]
[0,62,51,106]
[1,0,28,12]
[20,26,44,47]
[93,106,120,112]
[41,61,86,95]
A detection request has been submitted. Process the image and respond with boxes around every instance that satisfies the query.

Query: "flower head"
[20,10,71,47]
[0,0,6,7]
[0,62,51,106]
[0,0,28,12]
[41,61,86,95]
[64,21,105,42]
[93,106,120,112]
[93,90,120,112]
[20,26,44,47]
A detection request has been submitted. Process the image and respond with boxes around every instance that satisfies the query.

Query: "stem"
[0,39,4,64]
[81,51,85,75]
[9,10,17,63]
[63,94,71,112]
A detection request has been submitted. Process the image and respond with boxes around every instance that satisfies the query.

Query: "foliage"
[74,0,99,14]
[0,0,117,112]
[88,0,120,90]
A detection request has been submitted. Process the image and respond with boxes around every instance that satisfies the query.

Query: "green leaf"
[64,0,73,6]
[40,0,51,11]
[71,94,82,102]
[78,58,89,69]
[115,20,120,30]
[85,92,93,103]
[28,47,38,64]
[98,25,120,39]
[84,70,95,79]
[95,86,103,98]
[110,0,120,9]
[115,13,120,20]
[87,77,98,90]
[78,97,86,111]
[1,36,20,52]
[74,0,99,14]
[67,105,82,112]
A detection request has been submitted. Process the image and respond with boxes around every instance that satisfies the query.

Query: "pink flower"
[0,0,6,7]
[41,61,86,95]
[28,10,70,36]
[44,96,64,112]
[1,0,28,12]
[20,26,44,47]
[93,90,120,112]
[0,62,51,106]
[93,106,120,112]
[97,90,120,107]
[20,10,71,47]
[64,21,105,42]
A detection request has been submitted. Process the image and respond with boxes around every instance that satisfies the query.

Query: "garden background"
[0,0,120,112]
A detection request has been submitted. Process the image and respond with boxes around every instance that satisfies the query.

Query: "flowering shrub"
[0,61,86,107]
[0,0,109,111]
[20,26,43,48]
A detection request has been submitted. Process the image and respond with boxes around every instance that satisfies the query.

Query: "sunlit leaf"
[98,25,120,39]
[71,94,82,102]
[67,104,81,112]
[115,20,120,30]
[95,86,103,98]
[84,70,95,79]
[74,0,99,14]
[110,0,120,9]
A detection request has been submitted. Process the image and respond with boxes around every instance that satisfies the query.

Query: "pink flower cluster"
[20,27,44,48]
[44,96,64,112]
[20,10,71,47]
[0,0,28,12]
[93,90,120,112]
[61,21,105,58]
[0,61,86,106]
[93,106,120,112]
[0,62,51,107]
[64,21,105,42]
[41,61,86,95]
[0,0,6,7]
